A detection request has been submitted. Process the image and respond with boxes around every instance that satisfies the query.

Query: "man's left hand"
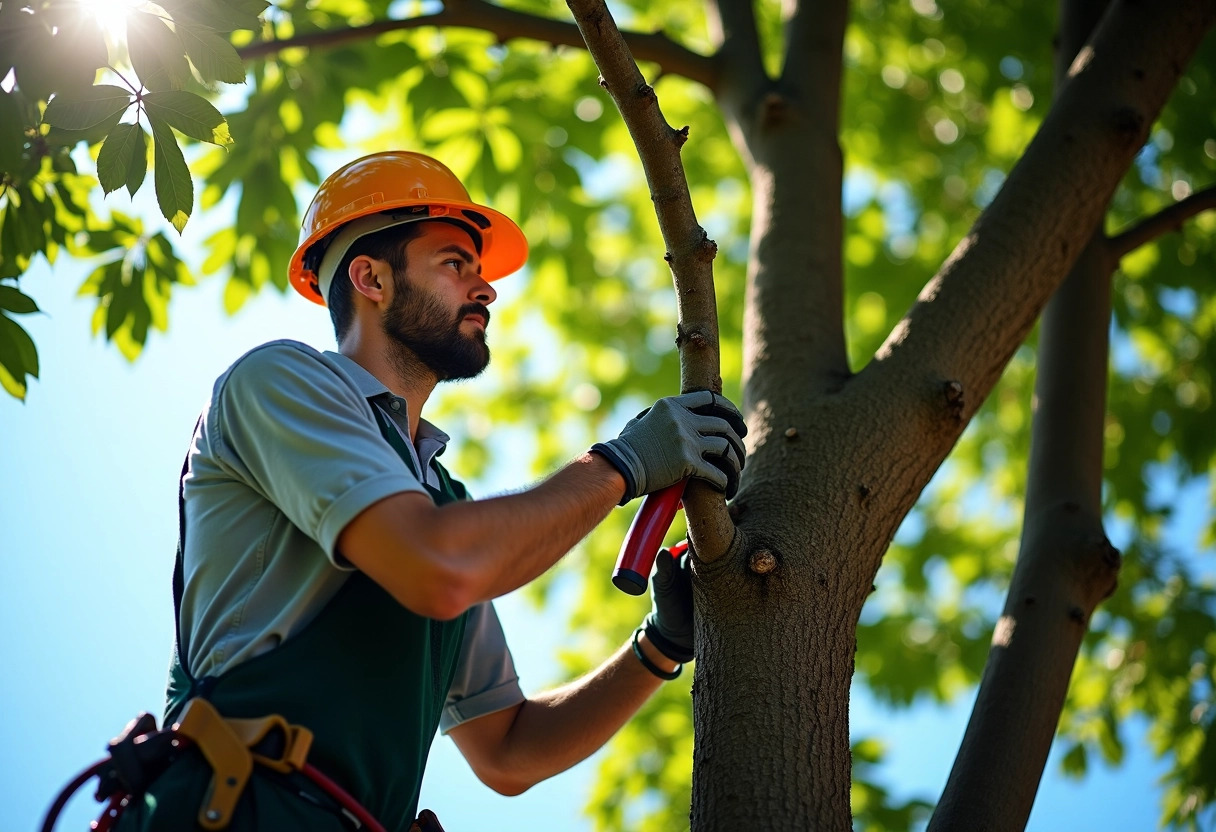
[643,544,694,664]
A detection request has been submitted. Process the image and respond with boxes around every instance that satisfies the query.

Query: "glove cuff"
[590,443,638,505]
[643,615,695,664]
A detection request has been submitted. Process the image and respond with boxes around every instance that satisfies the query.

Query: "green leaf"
[158,0,267,33]
[1061,742,1088,778]
[143,91,231,146]
[42,85,133,131]
[0,89,26,178]
[0,285,39,314]
[126,127,149,197]
[44,107,126,148]
[0,310,39,386]
[176,24,246,85]
[96,123,147,196]
[126,11,191,92]
[147,113,193,233]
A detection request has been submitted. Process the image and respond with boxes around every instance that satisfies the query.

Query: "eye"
[444,258,463,270]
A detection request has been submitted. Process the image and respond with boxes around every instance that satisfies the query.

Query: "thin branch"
[237,0,718,90]
[564,0,736,561]
[1108,185,1216,259]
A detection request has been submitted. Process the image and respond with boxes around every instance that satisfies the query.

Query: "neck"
[341,337,436,440]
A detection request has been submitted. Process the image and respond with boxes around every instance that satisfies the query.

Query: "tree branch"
[932,5,1122,827]
[852,0,1216,501]
[563,0,735,561]
[237,0,718,90]
[1108,185,1216,259]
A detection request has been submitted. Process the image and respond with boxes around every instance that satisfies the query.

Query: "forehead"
[408,221,480,258]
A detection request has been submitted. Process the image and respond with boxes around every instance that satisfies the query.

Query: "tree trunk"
[684,1,1215,829]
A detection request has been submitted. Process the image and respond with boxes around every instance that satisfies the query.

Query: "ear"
[348,255,386,304]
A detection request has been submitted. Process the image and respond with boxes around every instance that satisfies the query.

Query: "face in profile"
[382,221,494,382]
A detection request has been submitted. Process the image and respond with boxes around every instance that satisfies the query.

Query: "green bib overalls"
[119,408,470,831]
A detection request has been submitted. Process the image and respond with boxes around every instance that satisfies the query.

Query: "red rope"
[40,759,111,832]
[302,763,388,832]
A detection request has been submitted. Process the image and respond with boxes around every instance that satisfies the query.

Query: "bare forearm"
[495,633,679,790]
[435,452,625,603]
[339,452,626,617]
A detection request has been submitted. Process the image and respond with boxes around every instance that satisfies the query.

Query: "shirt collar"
[323,350,451,450]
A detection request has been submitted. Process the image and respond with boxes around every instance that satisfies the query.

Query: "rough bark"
[563,0,737,559]
[689,1,1214,830]
[930,4,1123,825]
[846,0,1213,556]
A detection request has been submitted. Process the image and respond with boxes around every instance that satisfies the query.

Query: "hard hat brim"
[289,199,528,306]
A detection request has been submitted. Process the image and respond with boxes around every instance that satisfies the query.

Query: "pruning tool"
[612,480,687,595]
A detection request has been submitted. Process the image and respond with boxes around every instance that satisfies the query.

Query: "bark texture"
[929,3,1126,825]
[691,1,1214,830]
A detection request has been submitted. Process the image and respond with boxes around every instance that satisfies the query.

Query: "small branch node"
[675,324,709,349]
[637,81,656,100]
[597,75,608,89]
[673,124,690,148]
[749,549,777,574]
[760,91,787,126]
[857,483,872,507]
[663,251,674,263]
[1111,106,1146,143]
[697,233,718,262]
[1068,606,1087,625]
[944,380,965,422]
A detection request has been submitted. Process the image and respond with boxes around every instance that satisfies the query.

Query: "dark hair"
[326,222,425,344]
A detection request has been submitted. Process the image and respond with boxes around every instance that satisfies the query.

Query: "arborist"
[92,150,746,831]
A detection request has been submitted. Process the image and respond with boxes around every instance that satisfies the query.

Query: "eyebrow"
[436,244,478,267]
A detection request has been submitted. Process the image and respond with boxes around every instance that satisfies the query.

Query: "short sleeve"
[440,602,525,733]
[207,341,428,563]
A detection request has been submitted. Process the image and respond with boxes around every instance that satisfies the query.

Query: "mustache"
[457,303,491,327]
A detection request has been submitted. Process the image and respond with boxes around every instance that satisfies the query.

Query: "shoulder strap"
[172,417,202,688]
[371,405,421,479]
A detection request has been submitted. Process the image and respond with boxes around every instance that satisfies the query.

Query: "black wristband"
[643,618,695,664]
[632,627,682,681]
[590,443,637,505]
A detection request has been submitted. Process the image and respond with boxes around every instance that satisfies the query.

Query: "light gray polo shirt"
[179,339,524,732]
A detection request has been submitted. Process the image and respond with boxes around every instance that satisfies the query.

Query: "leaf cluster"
[0,0,263,397]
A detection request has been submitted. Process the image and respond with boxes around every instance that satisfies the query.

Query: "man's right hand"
[590,391,748,505]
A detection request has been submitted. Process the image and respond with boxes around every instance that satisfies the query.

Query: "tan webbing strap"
[173,699,253,830]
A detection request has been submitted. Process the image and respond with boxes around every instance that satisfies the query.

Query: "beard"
[382,271,491,382]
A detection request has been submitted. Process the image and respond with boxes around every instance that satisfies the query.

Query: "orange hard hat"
[288,151,529,305]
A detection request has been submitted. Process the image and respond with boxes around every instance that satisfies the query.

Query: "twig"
[237,0,718,90]
[564,0,736,561]
[1107,185,1216,258]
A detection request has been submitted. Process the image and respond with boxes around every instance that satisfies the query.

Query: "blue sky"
[1,234,1181,831]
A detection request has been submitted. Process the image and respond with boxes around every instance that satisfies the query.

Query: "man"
[124,151,747,831]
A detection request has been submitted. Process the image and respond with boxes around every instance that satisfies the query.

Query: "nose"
[470,276,496,305]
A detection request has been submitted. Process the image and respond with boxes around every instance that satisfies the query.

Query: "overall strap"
[371,405,422,479]
[172,417,203,693]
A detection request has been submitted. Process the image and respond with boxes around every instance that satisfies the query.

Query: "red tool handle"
[612,480,686,595]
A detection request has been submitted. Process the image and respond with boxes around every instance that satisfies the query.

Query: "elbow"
[476,766,537,797]
[390,548,481,621]
[395,564,478,621]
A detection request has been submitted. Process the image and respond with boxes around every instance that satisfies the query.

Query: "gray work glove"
[591,390,747,505]
[643,544,694,663]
